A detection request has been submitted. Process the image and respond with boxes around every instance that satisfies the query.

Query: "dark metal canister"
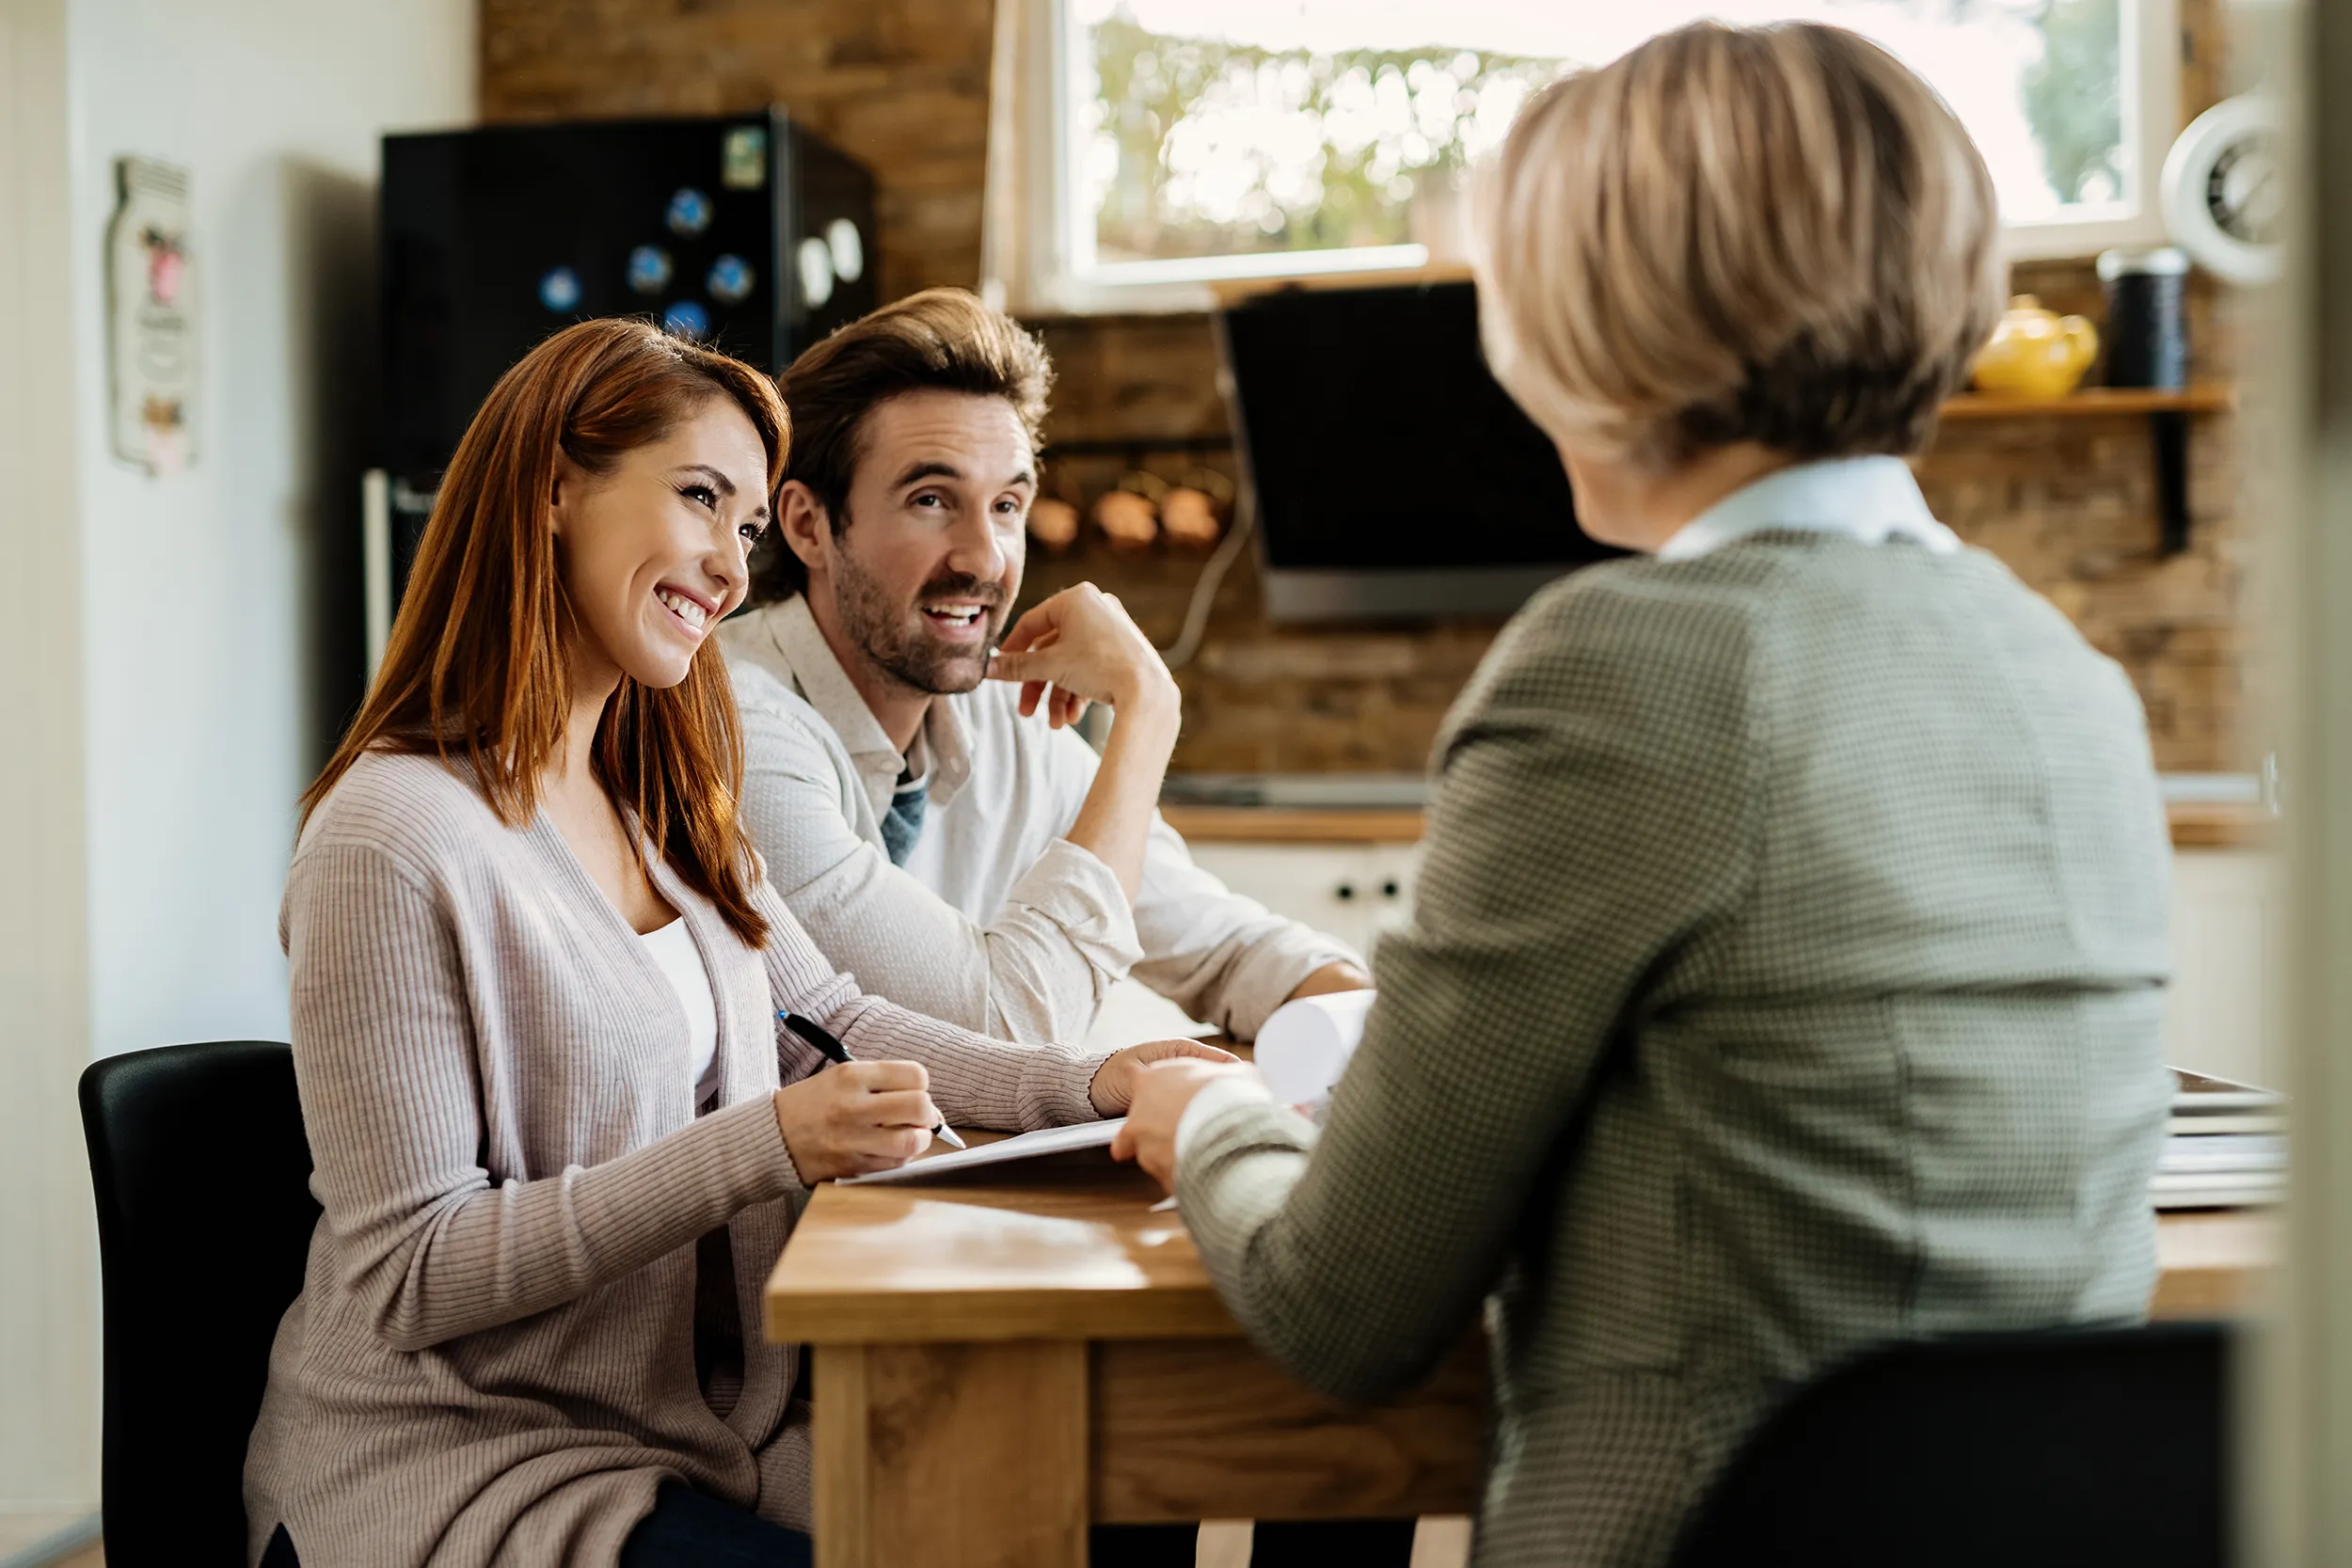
[2098,245,2190,388]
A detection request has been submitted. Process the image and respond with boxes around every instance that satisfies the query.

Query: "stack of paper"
[1254,990,1376,1108]
[2155,1068,2286,1209]
[836,1119,1123,1186]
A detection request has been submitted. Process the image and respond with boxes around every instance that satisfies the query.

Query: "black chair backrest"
[1670,1321,2229,1568]
[79,1040,319,1568]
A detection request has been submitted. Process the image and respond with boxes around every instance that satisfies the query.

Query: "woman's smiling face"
[550,395,772,693]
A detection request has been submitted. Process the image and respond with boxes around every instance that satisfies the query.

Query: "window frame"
[1000,0,2183,314]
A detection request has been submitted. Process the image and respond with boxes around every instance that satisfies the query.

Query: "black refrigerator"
[366,110,877,651]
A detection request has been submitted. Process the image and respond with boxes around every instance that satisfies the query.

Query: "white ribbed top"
[640,917,722,1105]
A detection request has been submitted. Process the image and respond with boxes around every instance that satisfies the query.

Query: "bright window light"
[1058,0,2167,290]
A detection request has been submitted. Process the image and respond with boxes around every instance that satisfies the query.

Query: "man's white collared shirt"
[721,596,1359,1047]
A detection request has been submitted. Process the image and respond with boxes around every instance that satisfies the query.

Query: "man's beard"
[832,546,1008,696]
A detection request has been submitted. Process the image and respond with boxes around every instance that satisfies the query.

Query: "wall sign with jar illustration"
[105,155,197,475]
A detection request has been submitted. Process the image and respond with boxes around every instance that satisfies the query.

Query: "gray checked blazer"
[1175,531,2175,1568]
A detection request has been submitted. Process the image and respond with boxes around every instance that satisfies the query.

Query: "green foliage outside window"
[1082,0,2130,268]
[2021,0,2125,205]
[1087,12,1563,262]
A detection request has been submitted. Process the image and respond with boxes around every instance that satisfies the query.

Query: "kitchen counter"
[1161,800,2276,850]
[1158,805,1428,844]
[2167,801,2277,849]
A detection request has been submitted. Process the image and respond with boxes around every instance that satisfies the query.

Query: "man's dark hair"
[750,287,1054,604]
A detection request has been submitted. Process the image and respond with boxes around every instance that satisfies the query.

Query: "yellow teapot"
[1970,294,2100,398]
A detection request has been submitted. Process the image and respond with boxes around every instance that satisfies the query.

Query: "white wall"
[0,0,102,1547]
[0,0,473,1541]
[67,0,475,1059]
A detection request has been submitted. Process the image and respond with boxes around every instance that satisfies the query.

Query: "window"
[1003,0,2180,310]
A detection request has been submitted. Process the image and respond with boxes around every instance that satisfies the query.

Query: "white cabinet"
[1184,840,1422,957]
[1077,839,1422,1052]
[2167,848,2286,1089]
[1109,836,2279,1090]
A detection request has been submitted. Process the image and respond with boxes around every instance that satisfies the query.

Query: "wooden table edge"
[767,1287,1242,1346]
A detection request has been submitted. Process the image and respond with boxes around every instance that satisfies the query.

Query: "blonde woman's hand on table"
[771,1060,943,1183]
[1109,1055,1263,1190]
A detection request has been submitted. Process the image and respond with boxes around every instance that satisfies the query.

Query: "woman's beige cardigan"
[244,752,1109,1567]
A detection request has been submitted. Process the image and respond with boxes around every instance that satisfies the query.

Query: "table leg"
[1092,1337,1486,1523]
[813,1339,1089,1568]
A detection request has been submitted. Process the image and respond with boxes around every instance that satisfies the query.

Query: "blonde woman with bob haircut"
[1113,23,2172,1567]
[245,318,1224,1568]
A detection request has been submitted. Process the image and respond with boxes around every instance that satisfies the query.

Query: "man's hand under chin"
[1285,960,1374,1003]
[983,582,1182,904]
[985,582,1180,731]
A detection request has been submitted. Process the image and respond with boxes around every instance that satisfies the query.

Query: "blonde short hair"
[1475,22,2003,467]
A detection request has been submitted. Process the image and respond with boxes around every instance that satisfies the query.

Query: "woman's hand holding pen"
[771,1061,943,1184]
[769,1025,1237,1182]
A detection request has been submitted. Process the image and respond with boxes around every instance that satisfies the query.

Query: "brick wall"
[480,0,993,302]
[1017,277,2252,776]
[482,0,2256,774]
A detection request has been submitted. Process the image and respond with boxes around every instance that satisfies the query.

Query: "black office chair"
[1669,1321,2229,1568]
[79,1040,319,1568]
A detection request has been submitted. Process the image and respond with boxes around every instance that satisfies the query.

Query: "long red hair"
[304,318,787,944]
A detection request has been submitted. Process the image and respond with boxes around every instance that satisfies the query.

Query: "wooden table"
[765,1156,2276,1568]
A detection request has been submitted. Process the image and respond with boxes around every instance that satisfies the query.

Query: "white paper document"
[1254,990,1377,1107]
[836,1117,1126,1185]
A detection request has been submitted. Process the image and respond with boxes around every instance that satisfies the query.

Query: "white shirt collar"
[1657,455,1959,562]
[739,595,974,814]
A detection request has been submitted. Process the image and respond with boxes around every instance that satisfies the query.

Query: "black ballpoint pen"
[779,1011,967,1149]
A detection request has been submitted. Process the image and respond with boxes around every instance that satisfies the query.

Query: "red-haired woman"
[244,319,1224,1568]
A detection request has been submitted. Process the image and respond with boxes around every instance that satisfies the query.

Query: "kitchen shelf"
[1038,434,1233,460]
[1937,384,2236,554]
[2169,801,2277,850]
[1939,385,2235,419]
[1159,805,1426,845]
[1161,801,2265,850]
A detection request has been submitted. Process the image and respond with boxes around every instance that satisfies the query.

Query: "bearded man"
[720,288,1371,1055]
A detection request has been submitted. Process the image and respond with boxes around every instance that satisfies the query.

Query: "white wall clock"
[2161,94,2285,286]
